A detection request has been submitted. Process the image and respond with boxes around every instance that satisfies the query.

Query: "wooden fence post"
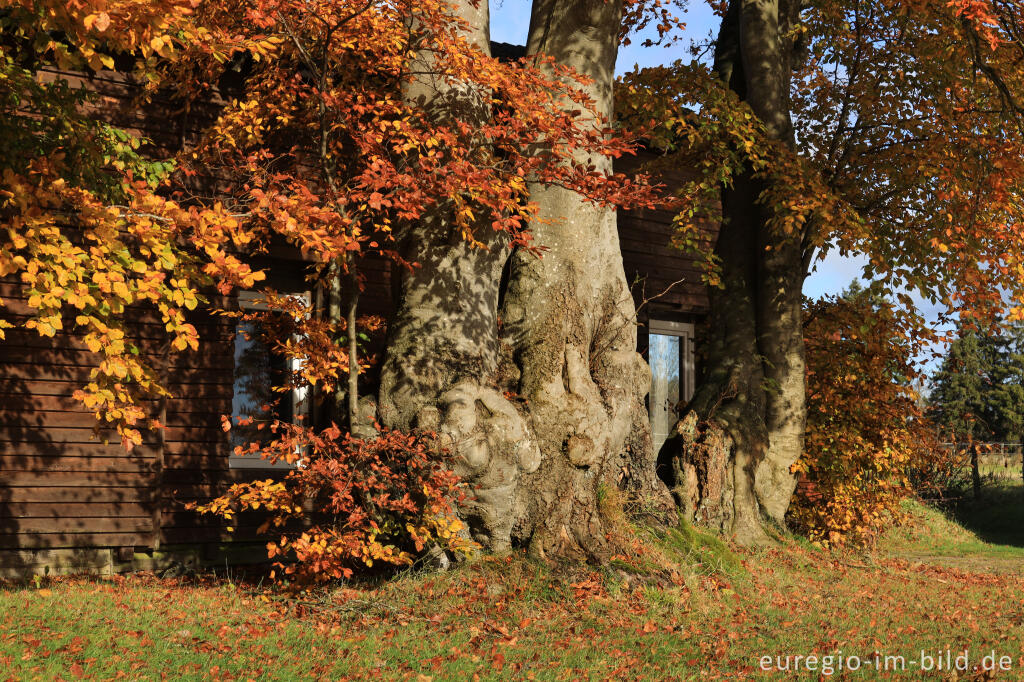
[1010,441,1024,495]
[971,441,982,499]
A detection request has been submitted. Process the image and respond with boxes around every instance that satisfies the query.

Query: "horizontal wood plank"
[0,471,152,487]
[0,409,228,430]
[0,425,226,445]
[0,455,156,473]
[0,363,231,384]
[0,379,234,399]
[0,486,152,504]
[0,517,153,535]
[0,454,228,473]
[0,346,232,371]
[0,502,152,519]
[0,532,151,550]
[0,394,230,414]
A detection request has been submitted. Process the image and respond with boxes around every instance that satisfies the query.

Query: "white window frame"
[647,319,696,454]
[648,319,696,403]
[228,290,310,470]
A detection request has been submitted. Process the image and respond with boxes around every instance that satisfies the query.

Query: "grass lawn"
[2,494,1024,680]
[881,483,1024,567]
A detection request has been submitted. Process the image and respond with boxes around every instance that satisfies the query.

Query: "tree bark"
[502,0,668,561]
[659,0,807,543]
[970,441,982,499]
[379,0,669,558]
[380,0,536,552]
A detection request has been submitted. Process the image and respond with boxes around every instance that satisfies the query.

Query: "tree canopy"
[1,0,680,568]
[0,0,660,444]
[622,0,1024,327]
[615,0,1024,542]
[795,284,941,545]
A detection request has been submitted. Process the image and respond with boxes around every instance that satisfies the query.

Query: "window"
[647,319,695,455]
[228,290,310,469]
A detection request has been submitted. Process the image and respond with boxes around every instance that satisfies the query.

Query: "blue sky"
[489,0,866,300]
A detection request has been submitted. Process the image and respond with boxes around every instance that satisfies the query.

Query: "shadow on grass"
[952,483,1024,548]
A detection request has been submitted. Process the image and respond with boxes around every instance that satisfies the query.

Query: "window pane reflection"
[650,333,680,454]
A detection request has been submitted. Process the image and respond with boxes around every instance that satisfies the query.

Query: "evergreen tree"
[929,328,997,443]
[928,320,1024,495]
[930,321,1024,443]
[987,325,1024,444]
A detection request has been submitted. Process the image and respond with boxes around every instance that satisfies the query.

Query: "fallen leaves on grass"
[1,539,1022,680]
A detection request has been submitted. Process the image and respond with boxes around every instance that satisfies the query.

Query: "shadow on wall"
[0,67,239,566]
[0,286,163,565]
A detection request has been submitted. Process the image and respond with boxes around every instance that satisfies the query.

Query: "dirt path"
[892,552,1023,574]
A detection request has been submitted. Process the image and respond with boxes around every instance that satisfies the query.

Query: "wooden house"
[0,63,714,576]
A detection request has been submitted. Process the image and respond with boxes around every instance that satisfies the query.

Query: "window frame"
[228,290,311,470]
[646,319,696,454]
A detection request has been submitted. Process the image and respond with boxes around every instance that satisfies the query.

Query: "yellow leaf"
[86,12,111,32]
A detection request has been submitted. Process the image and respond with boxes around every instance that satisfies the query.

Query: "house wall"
[617,152,713,322]
[615,150,718,370]
[0,276,233,551]
[0,68,712,569]
[2,67,239,564]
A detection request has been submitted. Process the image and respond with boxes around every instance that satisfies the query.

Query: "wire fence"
[940,442,1024,486]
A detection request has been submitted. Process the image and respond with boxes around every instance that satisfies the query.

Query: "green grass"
[3,494,1024,680]
[978,462,1022,480]
[880,484,1024,566]
[652,516,749,580]
[954,483,1024,548]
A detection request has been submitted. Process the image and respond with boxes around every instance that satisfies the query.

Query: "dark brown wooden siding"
[0,70,711,557]
[0,272,240,550]
[616,150,718,326]
[35,66,223,157]
[1,61,230,548]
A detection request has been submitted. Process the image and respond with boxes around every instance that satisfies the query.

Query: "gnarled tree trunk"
[659,0,807,544]
[502,0,670,560]
[379,0,669,560]
[379,0,536,552]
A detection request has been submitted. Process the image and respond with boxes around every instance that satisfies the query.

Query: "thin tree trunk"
[971,441,982,499]
[345,254,360,432]
[327,260,346,424]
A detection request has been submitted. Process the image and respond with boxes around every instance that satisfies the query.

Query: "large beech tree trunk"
[504,0,670,560]
[660,0,807,543]
[379,0,668,559]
